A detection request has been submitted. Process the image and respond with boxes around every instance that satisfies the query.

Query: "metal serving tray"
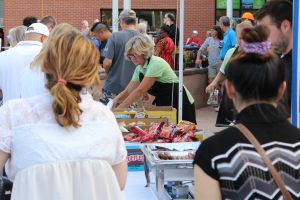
[141,142,200,200]
[141,142,200,165]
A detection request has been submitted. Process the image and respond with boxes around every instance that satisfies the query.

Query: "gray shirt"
[200,37,222,66]
[103,29,140,95]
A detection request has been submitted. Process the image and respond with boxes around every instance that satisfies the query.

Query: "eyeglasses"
[128,53,138,59]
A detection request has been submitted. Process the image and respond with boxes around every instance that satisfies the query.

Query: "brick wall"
[3,0,215,44]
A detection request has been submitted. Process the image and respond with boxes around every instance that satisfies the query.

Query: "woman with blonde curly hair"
[113,35,196,123]
[0,23,127,190]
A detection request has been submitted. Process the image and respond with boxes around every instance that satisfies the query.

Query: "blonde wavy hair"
[38,23,100,128]
[124,35,154,60]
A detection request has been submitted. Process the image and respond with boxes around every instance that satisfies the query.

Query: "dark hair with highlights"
[212,25,223,40]
[226,25,285,101]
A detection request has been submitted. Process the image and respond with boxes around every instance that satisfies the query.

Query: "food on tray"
[128,122,136,127]
[157,152,195,160]
[177,120,196,132]
[136,121,146,126]
[118,121,127,127]
[119,126,129,133]
[123,120,197,143]
[130,126,147,136]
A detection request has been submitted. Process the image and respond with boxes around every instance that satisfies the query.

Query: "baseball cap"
[241,12,255,21]
[119,9,136,20]
[25,23,49,36]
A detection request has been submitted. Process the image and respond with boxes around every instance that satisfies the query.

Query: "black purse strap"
[235,123,293,200]
[0,176,13,200]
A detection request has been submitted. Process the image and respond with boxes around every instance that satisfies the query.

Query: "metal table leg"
[144,157,150,187]
[156,166,165,200]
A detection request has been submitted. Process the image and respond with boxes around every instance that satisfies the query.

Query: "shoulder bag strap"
[235,123,293,200]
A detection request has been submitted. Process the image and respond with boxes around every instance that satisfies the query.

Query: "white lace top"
[0,92,127,180]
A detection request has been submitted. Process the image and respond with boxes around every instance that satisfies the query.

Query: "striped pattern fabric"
[213,142,300,200]
[194,104,300,200]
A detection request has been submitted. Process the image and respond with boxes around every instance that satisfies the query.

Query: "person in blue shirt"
[219,16,236,60]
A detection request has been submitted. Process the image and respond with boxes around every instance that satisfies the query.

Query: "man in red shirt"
[186,30,202,47]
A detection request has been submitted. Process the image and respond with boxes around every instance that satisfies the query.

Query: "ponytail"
[41,23,100,128]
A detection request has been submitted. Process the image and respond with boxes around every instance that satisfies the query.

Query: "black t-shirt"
[169,24,179,46]
[194,104,300,200]
[282,50,292,105]
[277,50,292,118]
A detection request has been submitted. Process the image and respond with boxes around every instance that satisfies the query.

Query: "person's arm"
[102,34,115,73]
[205,72,226,93]
[112,160,127,190]
[186,38,191,45]
[0,103,12,174]
[194,165,221,200]
[113,81,139,107]
[230,31,237,48]
[196,38,208,64]
[103,58,112,73]
[117,77,156,108]
[195,49,202,64]
[0,150,9,175]
[196,38,203,47]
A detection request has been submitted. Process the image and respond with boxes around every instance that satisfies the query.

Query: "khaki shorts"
[208,62,222,78]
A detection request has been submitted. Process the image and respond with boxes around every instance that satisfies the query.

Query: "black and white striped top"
[194,104,300,200]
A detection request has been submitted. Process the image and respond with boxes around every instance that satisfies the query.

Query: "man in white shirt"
[0,23,49,103]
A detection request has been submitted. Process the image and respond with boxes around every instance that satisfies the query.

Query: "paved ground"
[196,106,225,138]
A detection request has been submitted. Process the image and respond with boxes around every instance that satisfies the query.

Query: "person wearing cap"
[100,9,140,105]
[186,30,202,47]
[241,12,255,25]
[0,22,49,103]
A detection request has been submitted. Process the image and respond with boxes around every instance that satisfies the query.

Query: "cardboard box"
[126,143,144,171]
[113,106,177,124]
[116,118,169,130]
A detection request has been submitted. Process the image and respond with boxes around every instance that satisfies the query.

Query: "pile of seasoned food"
[123,120,196,143]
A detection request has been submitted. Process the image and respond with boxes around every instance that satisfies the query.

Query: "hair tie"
[240,39,271,56]
[57,79,67,85]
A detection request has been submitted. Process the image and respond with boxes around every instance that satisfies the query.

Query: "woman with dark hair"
[154,25,175,69]
[196,25,223,84]
[193,25,300,199]
[163,12,179,46]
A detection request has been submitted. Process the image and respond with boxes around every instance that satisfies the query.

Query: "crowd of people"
[0,0,298,199]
